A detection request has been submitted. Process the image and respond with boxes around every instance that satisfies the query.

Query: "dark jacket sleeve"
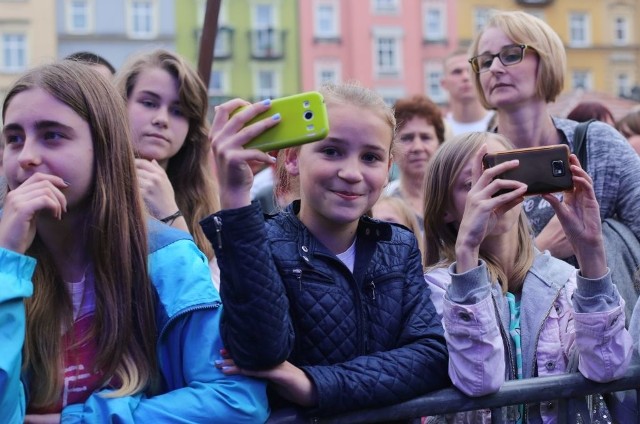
[200,202,294,370]
[302,239,450,414]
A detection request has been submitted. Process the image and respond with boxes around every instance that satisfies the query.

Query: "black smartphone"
[482,144,574,196]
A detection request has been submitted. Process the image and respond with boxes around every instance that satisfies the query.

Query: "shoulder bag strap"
[572,119,595,170]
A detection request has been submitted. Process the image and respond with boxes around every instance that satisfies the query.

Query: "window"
[617,73,631,97]
[1,33,27,72]
[314,61,341,87]
[423,1,446,42]
[474,8,492,36]
[614,17,628,45]
[372,0,399,14]
[127,0,157,39]
[209,70,227,95]
[424,61,445,103]
[376,37,397,75]
[314,1,339,39]
[252,3,277,55]
[571,70,591,90]
[254,69,279,99]
[66,0,92,33]
[373,27,403,78]
[569,13,590,47]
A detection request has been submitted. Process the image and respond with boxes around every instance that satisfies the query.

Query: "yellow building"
[457,0,640,98]
[0,0,57,99]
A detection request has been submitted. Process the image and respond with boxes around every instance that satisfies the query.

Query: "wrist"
[455,241,480,274]
[220,191,252,210]
[159,210,182,225]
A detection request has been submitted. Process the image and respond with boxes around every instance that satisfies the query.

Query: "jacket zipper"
[213,216,223,249]
[158,301,221,340]
[293,268,302,291]
[492,295,519,422]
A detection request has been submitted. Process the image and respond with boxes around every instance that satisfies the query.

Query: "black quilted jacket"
[200,201,449,415]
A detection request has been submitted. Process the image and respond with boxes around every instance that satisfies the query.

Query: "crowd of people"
[1,8,640,424]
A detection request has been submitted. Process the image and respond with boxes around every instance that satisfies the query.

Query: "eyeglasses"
[469,44,530,74]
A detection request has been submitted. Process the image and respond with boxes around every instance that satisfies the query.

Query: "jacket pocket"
[283,267,336,292]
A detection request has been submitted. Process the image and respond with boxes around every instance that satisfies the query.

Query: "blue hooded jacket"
[0,220,269,423]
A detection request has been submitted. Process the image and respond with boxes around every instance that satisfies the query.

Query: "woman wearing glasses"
[468,10,640,266]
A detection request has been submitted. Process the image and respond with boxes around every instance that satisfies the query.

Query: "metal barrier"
[267,363,640,424]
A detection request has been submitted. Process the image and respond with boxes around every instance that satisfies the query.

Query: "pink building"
[298,0,459,105]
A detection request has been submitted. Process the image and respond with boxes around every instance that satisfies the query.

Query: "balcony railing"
[194,25,234,60]
[267,362,640,423]
[249,28,286,60]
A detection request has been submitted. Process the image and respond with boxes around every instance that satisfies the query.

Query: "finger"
[541,193,561,208]
[471,144,488,184]
[476,159,520,190]
[569,163,593,186]
[486,184,527,213]
[214,358,236,368]
[213,99,274,143]
[480,178,527,200]
[211,98,252,129]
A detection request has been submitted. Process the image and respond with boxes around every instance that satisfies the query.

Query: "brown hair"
[116,49,219,259]
[393,94,445,144]
[2,61,157,407]
[567,101,614,124]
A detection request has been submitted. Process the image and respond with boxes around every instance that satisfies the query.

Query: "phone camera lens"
[551,160,565,177]
[303,111,314,120]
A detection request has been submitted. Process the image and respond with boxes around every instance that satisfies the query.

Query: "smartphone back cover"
[483,145,573,195]
[243,91,330,152]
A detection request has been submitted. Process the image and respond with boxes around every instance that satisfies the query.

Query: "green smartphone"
[237,91,330,152]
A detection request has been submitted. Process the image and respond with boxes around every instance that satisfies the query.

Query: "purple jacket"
[424,251,633,423]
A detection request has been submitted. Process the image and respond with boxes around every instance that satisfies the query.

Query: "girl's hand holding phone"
[0,173,68,254]
[209,98,280,210]
[455,145,527,273]
[542,155,606,279]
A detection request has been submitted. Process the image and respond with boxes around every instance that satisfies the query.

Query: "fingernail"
[262,99,271,106]
[222,366,234,372]
[272,113,281,121]
[63,180,71,187]
[214,360,224,367]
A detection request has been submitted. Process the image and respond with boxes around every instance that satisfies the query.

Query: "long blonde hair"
[422,132,535,293]
[2,61,158,408]
[116,49,219,259]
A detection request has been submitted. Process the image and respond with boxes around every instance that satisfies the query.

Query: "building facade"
[177,0,301,106]
[298,0,460,105]
[0,0,57,97]
[56,0,176,72]
[457,0,640,99]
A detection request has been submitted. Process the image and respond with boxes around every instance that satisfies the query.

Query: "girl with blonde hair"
[423,132,632,422]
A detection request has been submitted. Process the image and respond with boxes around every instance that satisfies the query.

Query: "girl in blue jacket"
[0,61,268,423]
[201,83,449,417]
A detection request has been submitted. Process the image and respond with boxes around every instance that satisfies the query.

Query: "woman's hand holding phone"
[455,145,528,273]
[209,98,280,210]
[542,155,607,279]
